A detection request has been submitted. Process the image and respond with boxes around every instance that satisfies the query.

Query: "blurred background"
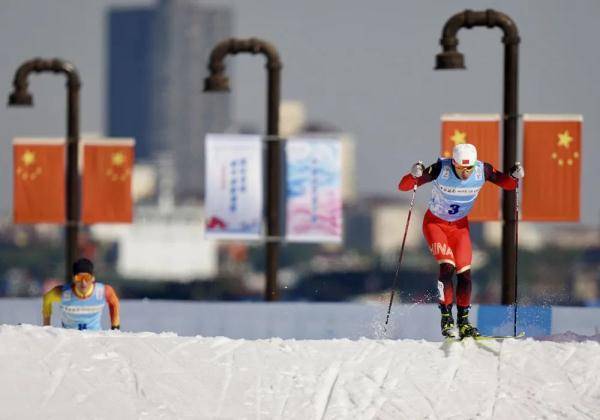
[0,0,598,310]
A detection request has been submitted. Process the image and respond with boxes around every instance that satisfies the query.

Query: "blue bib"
[59,283,106,330]
[428,159,485,222]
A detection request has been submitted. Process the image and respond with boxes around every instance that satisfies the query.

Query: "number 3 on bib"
[448,204,460,215]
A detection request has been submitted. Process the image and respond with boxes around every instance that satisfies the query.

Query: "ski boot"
[439,304,456,338]
[457,306,480,338]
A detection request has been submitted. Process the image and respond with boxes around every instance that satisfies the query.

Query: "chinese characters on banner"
[522,115,582,221]
[13,138,66,223]
[441,114,501,221]
[204,134,263,240]
[285,138,342,243]
[82,138,135,223]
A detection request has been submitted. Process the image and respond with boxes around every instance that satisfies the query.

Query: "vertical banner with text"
[82,138,135,224]
[522,114,582,221]
[441,114,501,221]
[205,134,263,239]
[285,137,343,243]
[13,138,66,223]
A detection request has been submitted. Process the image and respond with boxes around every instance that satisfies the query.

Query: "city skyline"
[0,0,598,224]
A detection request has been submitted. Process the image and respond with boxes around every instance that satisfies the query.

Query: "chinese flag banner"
[441,114,500,221]
[13,138,66,223]
[522,115,582,221]
[82,139,135,223]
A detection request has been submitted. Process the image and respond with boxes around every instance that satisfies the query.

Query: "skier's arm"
[398,160,441,191]
[42,286,62,326]
[105,285,121,330]
[483,162,518,190]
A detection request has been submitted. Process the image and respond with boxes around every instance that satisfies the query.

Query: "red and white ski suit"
[398,159,517,306]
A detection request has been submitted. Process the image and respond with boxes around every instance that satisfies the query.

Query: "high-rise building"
[107,7,156,160]
[107,0,232,201]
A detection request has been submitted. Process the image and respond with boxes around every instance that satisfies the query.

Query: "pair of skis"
[444,331,526,342]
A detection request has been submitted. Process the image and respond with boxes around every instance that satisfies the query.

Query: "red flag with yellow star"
[441,114,501,221]
[522,115,581,221]
[13,138,66,223]
[82,139,135,223]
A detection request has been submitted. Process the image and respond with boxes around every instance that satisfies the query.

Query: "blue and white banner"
[285,137,343,243]
[204,134,263,240]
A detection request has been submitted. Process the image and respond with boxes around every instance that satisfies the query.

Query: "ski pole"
[513,183,520,337]
[384,184,418,332]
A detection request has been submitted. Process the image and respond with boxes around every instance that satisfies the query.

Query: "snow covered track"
[1,325,599,419]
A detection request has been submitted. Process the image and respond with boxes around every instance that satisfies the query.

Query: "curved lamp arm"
[436,9,520,69]
[204,37,282,92]
[9,58,80,106]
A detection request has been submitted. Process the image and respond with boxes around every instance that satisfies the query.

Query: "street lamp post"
[434,9,520,306]
[8,58,82,283]
[204,38,282,301]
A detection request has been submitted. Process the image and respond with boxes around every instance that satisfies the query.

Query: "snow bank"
[1,325,599,419]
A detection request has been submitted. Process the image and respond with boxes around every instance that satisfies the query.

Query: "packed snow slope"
[1,325,599,420]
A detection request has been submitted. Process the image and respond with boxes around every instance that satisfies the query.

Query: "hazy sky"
[1,0,599,224]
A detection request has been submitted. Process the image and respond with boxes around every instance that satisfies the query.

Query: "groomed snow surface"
[1,325,599,419]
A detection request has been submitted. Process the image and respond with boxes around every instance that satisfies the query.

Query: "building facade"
[107,0,233,201]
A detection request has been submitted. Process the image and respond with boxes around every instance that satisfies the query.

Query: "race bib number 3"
[448,204,460,215]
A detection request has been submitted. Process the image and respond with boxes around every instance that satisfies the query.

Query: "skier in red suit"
[398,143,524,338]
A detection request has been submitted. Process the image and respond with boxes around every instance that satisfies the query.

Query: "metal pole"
[204,38,282,301]
[501,38,519,305]
[8,58,81,282]
[435,10,520,306]
[66,64,81,282]
[513,184,520,336]
[265,53,281,301]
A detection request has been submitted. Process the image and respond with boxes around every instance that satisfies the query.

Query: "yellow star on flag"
[111,152,126,166]
[557,130,573,148]
[106,151,131,181]
[551,130,579,168]
[450,130,467,145]
[21,150,36,166]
